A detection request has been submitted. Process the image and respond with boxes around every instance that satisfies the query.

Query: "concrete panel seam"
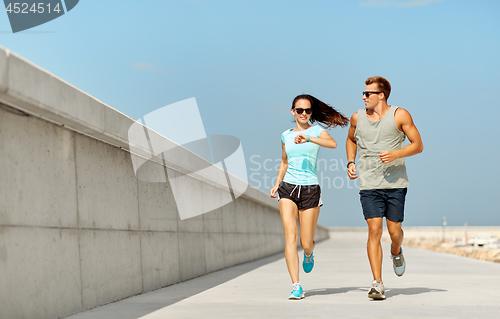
[73,130,84,309]
[139,235,145,293]
[137,177,145,293]
[176,224,182,284]
[136,177,142,230]
[162,150,182,282]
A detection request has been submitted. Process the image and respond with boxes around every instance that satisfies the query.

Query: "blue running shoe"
[391,243,406,277]
[288,283,304,300]
[303,251,314,273]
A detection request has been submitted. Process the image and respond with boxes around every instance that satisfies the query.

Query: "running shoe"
[288,282,304,300]
[303,251,314,273]
[391,243,406,277]
[368,280,385,300]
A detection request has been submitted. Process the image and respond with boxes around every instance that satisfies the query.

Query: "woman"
[270,94,348,299]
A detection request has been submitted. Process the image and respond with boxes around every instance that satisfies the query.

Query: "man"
[346,76,423,300]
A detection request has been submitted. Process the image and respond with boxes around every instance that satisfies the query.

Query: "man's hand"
[347,163,358,180]
[379,151,398,163]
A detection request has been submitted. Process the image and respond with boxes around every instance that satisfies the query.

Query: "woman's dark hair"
[292,94,349,128]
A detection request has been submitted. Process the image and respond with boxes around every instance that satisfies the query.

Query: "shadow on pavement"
[305,287,447,299]
[306,287,366,297]
[385,287,447,298]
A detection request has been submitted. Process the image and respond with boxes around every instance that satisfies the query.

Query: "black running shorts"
[277,181,323,210]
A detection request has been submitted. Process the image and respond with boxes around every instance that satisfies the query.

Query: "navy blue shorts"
[277,181,323,210]
[359,188,407,222]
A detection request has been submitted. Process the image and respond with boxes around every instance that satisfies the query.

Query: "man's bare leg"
[366,217,384,282]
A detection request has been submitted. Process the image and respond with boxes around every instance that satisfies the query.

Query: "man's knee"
[388,228,403,239]
[387,221,403,238]
[368,226,383,240]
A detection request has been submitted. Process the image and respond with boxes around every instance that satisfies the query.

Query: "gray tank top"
[354,106,409,190]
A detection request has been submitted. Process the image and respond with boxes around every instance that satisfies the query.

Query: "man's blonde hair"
[365,76,391,101]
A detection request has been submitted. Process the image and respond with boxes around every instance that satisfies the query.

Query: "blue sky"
[1,0,499,226]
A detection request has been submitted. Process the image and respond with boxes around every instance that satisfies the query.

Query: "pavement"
[65,231,500,319]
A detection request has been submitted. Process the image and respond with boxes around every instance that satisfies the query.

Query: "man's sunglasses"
[293,108,312,115]
[363,91,382,98]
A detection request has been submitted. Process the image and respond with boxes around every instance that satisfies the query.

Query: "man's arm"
[379,108,423,163]
[346,113,358,179]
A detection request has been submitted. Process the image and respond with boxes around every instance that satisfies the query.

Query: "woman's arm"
[270,141,288,198]
[295,130,337,149]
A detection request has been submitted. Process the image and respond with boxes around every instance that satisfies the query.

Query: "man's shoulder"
[394,106,411,116]
[394,107,413,123]
[350,111,359,125]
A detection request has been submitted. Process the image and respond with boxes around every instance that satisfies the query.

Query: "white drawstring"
[290,185,302,198]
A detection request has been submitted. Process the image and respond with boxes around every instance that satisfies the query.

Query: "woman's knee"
[300,238,314,251]
[285,232,298,245]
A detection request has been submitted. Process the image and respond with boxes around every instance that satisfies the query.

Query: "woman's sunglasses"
[293,108,312,115]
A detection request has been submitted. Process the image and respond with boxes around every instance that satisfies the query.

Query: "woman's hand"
[270,185,279,198]
[294,133,308,144]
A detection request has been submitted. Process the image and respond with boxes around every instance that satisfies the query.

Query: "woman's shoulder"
[312,125,326,135]
[281,128,293,143]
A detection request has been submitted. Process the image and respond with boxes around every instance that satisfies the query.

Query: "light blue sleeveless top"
[281,125,325,185]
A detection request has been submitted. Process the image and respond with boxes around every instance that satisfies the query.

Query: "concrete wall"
[0,47,329,319]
